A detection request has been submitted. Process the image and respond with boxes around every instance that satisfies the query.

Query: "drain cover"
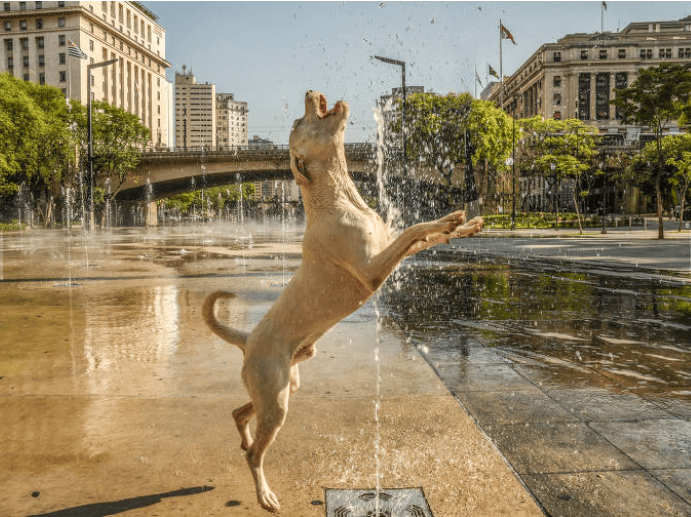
[325,487,434,517]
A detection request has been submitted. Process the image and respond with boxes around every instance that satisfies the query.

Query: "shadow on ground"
[26,486,215,517]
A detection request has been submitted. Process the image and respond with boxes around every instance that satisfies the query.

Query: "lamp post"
[373,55,407,177]
[511,117,516,230]
[87,58,117,230]
[550,162,557,231]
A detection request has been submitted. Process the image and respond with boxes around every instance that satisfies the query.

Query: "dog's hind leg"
[243,356,291,512]
[232,402,255,451]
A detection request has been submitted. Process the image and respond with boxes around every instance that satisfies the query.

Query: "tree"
[391,92,513,209]
[611,63,691,238]
[0,73,74,226]
[517,116,598,232]
[664,133,691,231]
[67,99,149,223]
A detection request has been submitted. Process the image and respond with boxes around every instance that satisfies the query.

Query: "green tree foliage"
[611,63,691,238]
[0,73,150,227]
[0,73,74,224]
[517,116,598,233]
[163,183,255,218]
[663,133,691,230]
[67,99,149,206]
[392,92,513,190]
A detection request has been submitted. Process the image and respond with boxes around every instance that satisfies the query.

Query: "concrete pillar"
[146,201,158,226]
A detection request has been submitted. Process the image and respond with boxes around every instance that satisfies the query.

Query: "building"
[0,1,172,147]
[174,66,215,149]
[216,92,248,148]
[490,15,691,138]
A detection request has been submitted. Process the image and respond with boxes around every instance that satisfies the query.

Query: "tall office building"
[489,16,691,137]
[0,1,172,147]
[216,92,248,148]
[174,67,215,149]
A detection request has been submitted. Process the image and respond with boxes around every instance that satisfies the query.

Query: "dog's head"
[289,90,350,186]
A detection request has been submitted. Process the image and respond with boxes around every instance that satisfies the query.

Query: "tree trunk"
[573,188,583,235]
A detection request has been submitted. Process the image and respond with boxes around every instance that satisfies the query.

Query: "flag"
[602,1,607,10]
[500,22,517,45]
[475,68,483,88]
[488,64,499,79]
[67,39,87,59]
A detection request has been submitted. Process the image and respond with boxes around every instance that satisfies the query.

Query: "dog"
[203,90,483,512]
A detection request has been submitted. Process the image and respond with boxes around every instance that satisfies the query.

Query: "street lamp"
[550,162,557,231]
[373,55,407,177]
[87,57,118,230]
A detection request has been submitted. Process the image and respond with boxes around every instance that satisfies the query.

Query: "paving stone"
[485,422,640,475]
[522,470,691,517]
[589,419,691,469]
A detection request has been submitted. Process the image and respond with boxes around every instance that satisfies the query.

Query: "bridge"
[116,143,380,202]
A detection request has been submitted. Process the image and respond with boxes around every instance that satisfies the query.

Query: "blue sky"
[145,1,691,143]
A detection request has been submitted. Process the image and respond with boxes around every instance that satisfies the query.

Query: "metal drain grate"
[325,488,434,517]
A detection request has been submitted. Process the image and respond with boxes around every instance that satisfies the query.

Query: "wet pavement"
[1,223,690,516]
[0,224,539,517]
[384,228,691,516]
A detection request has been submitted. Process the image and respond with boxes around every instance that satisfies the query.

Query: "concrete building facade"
[174,67,215,149]
[216,92,248,148]
[0,1,172,147]
[490,15,691,138]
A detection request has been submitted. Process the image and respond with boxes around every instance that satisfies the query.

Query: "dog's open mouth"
[316,93,340,119]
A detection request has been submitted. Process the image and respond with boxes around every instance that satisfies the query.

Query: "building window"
[59,52,65,64]
[618,48,626,58]
[20,20,27,30]
[640,48,653,59]
[595,72,610,120]
[553,93,561,106]
[615,72,627,119]
[3,3,9,11]
[659,48,672,59]
[58,34,65,45]
[5,39,11,51]
[553,111,562,120]
[57,0,64,6]
[89,39,93,51]
[19,1,26,9]
[38,54,44,67]
[39,72,45,84]
[4,21,11,31]
[599,49,607,59]
[7,57,13,69]
[680,48,691,59]
[35,19,42,29]
[581,50,588,60]
[23,73,29,80]
[36,36,43,48]
[578,73,590,120]
[553,75,561,87]
[22,55,29,67]
[35,1,42,8]
[58,17,65,28]
[20,37,27,50]
[59,70,66,82]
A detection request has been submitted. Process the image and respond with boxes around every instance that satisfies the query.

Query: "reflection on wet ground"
[383,253,691,516]
[1,225,690,516]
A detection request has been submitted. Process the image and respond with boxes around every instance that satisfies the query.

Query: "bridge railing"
[141,143,377,158]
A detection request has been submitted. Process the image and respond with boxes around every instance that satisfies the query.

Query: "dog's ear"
[290,154,310,185]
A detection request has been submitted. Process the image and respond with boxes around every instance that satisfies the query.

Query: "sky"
[145,1,691,143]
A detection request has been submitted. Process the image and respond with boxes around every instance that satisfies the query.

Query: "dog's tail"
[202,291,249,351]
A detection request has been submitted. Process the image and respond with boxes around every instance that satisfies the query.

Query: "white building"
[216,92,248,148]
[174,66,215,149]
[0,1,172,147]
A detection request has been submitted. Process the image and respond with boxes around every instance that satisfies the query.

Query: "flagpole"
[499,19,504,110]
